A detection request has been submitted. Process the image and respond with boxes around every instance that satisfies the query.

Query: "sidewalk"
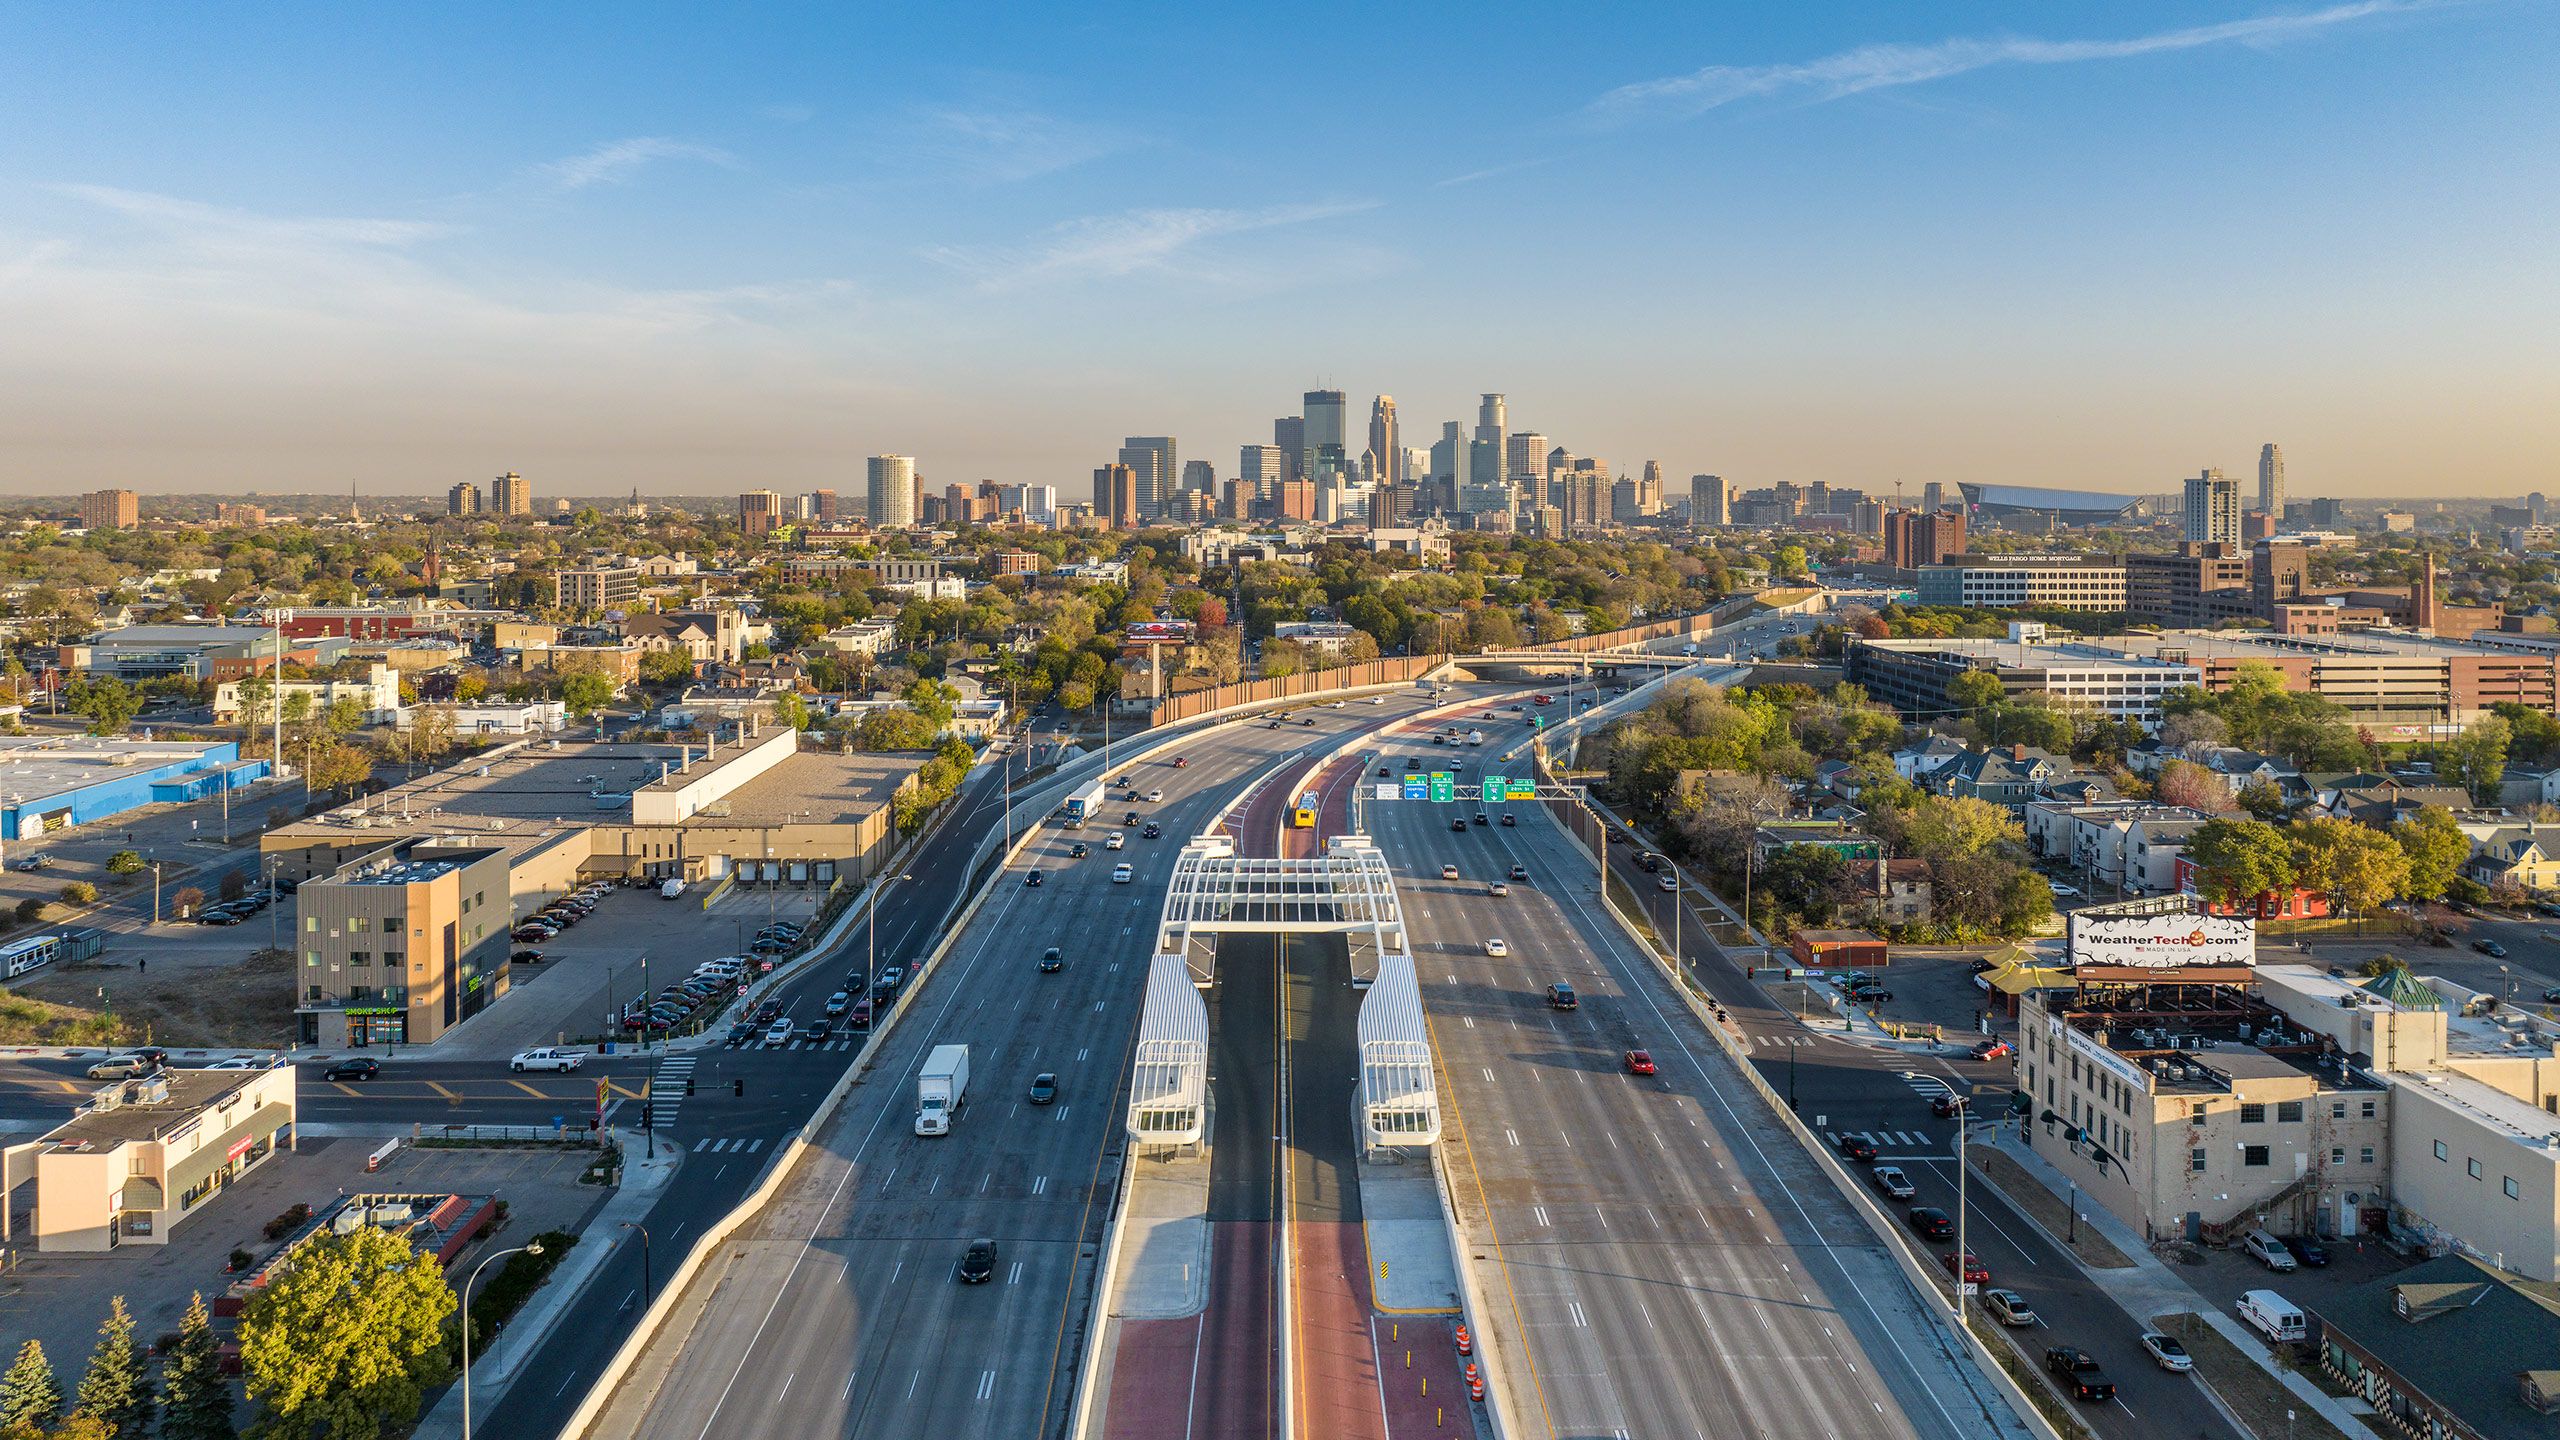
[413,1136,682,1438]
[1972,1128,2377,1439]
[1356,1151,1461,1315]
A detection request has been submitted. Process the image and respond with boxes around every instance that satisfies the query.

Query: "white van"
[660,877,686,899]
[2241,1229,2299,1273]
[2236,1289,2305,1343]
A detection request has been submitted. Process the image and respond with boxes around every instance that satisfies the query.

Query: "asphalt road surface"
[1369,793,2030,1440]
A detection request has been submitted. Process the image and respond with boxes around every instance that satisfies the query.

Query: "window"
[2435,1140,2449,1161]
[2469,1158,2483,1180]
[2362,1101,2378,1119]
[2191,1102,2208,1119]
[2240,1103,2266,1124]
[2332,1102,2347,1120]
[304,951,319,967]
[2361,1147,2375,1165]
[348,916,369,933]
[2330,1148,2346,1165]
[306,916,319,932]
[347,951,370,966]
[2191,1148,2207,1172]
[383,950,402,966]
[2277,1101,2303,1123]
[2243,1145,2270,1167]
[2506,1177,2521,1200]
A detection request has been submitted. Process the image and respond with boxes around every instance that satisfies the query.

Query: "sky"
[1,1,2554,500]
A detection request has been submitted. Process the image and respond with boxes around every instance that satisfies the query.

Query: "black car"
[1028,1072,1059,1104]
[323,1058,380,1082]
[1142,823,1161,838]
[1500,814,1517,827]
[511,949,545,964]
[2285,1235,2331,1266]
[2044,1347,2116,1402]
[1069,842,1089,859]
[1450,819,1468,832]
[727,1022,757,1047]
[1907,1206,1955,1240]
[956,1237,998,1284]
[1124,811,1141,826]
[1025,869,1044,887]
[804,1018,834,1042]
[2473,938,2508,958]
[1509,864,1529,880]
[1039,947,1064,973]
[1472,813,1488,826]
[749,936,792,954]
[1836,1134,1879,1163]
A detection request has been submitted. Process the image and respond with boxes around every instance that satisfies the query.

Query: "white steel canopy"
[1126,951,1209,1147]
[1154,834,1409,988]
[1356,950,1441,1149]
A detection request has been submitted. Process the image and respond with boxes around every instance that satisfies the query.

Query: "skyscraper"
[2258,443,2284,515]
[1691,475,1728,527]
[446,482,481,517]
[867,455,917,528]
[2183,468,2241,548]
[1095,463,1139,529]
[78,488,139,531]
[490,471,532,516]
[1240,444,1285,503]
[738,489,781,536]
[1505,432,1549,505]
[811,489,838,522]
[1119,437,1176,520]
[1368,396,1400,485]
[1273,416,1306,481]
[1472,393,1506,488]
[1302,391,1346,472]
[1922,480,1946,515]
[1428,421,1462,484]
[1181,459,1217,494]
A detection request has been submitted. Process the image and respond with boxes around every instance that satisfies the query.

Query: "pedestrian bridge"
[1125,832,1439,1150]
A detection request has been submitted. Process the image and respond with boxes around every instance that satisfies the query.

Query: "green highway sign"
[1428,772,1454,803]
[1482,777,1505,803]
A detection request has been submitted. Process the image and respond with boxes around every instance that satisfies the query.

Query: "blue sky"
[1,2,2552,498]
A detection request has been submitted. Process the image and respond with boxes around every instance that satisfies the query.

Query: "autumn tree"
[2287,816,2410,918]
[2393,806,2471,901]
[239,1227,456,1440]
[2186,818,2297,917]
[2153,759,2234,814]
[2440,714,2511,804]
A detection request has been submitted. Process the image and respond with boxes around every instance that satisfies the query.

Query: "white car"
[510,1048,584,1073]
[1440,863,1459,880]
[1483,938,1509,957]
[1656,875,1678,891]
[1146,789,1163,803]
[1112,863,1134,884]
[2139,1333,2194,1372]
[763,1019,794,1046]
[1487,882,1509,897]
[1367,696,1384,704]
[1106,832,1127,850]
[2050,882,2082,898]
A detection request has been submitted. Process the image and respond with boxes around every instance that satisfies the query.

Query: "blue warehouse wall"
[2,745,272,840]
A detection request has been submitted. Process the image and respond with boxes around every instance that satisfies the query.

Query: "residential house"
[2024,802,2214,892]
[2124,814,2208,895]
[1750,821,1883,864]
[2465,823,2560,895]
[1874,859,1933,924]
[1922,745,2062,813]
[1893,735,1969,782]
[2496,765,2560,811]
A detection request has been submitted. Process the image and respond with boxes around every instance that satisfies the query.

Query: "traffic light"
[685,1079,696,1097]
[733,1078,744,1098]
[641,1103,654,1129]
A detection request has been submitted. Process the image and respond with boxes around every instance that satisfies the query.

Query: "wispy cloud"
[1436,158,1554,189]
[896,106,1132,184]
[1587,1,2433,126]
[58,184,453,252]
[925,200,1378,290]
[534,136,736,190]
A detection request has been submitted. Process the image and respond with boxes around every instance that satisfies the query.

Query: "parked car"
[1984,1288,2037,1326]
[2241,1229,2300,1272]
[2139,1333,2193,1372]
[1907,1206,1954,1240]
[323,1058,380,1082]
[85,1055,156,1080]
[511,948,545,964]
[510,1048,584,1073]
[2043,1347,2116,1402]
[12,855,52,871]
[511,924,555,942]
[2284,1235,2331,1267]
[2473,938,2508,957]
[1940,1250,1990,1285]
[1870,1165,1916,1201]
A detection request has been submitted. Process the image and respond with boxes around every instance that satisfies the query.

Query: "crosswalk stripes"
[1899,1070,1955,1099]
[1822,1128,1937,1149]
[648,1056,697,1127]
[689,1136,769,1154]
[768,1038,861,1052]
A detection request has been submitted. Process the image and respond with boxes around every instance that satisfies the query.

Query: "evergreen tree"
[0,1338,62,1434]
[74,1296,152,1437]
[159,1293,236,1440]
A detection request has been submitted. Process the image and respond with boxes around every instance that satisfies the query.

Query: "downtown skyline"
[2,2,2554,497]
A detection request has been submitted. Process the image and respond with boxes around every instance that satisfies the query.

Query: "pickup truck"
[2044,1347,2117,1402]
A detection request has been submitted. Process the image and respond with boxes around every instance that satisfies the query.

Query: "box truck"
[1061,779,1106,829]
[915,1044,970,1135]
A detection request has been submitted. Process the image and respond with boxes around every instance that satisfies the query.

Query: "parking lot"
[424,881,823,1063]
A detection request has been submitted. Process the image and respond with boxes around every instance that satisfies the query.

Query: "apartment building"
[554,565,643,610]
[293,842,512,1047]
[2021,801,2214,892]
[1915,554,2127,611]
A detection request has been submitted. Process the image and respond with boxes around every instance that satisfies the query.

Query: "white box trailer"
[916,1044,970,1135]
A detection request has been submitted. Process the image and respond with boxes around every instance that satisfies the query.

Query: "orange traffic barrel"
[1454,1323,1472,1356]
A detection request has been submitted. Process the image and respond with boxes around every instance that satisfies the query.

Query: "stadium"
[1957,481,2155,527]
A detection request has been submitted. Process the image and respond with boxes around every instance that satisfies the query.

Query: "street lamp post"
[461,1240,544,1440]
[621,1221,652,1307]
[1952,1094,1970,1322]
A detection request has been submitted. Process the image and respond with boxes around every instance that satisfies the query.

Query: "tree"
[104,851,144,876]
[304,741,375,801]
[771,692,811,731]
[2233,779,2288,823]
[2186,818,2297,917]
[58,882,96,907]
[453,673,489,704]
[2394,806,2470,901]
[2288,816,2408,917]
[558,670,616,720]
[0,1340,61,1434]
[1945,670,2005,716]
[637,649,694,686]
[2440,714,2511,804]
[13,899,42,924]
[72,1296,149,1439]
[171,886,206,917]
[2158,710,2229,750]
[239,1227,456,1440]
[902,678,958,730]
[2153,759,2234,814]
[64,677,142,737]
[158,1293,235,1440]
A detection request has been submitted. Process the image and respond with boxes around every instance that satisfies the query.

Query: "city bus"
[1292,792,1319,828]
[0,934,63,980]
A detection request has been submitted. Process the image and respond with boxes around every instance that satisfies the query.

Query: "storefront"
[345,1007,407,1046]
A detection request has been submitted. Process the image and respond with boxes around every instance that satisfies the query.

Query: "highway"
[1608,845,2247,1440]
[1367,788,2030,1440]
[572,689,1500,1439]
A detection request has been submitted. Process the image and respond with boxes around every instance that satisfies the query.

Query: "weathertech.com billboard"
[2068,912,2255,971]
[1123,621,1195,644]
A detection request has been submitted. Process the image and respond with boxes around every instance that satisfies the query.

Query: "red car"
[1941,1250,1991,1285]
[1624,1049,1655,1076]
[1970,1039,2013,1062]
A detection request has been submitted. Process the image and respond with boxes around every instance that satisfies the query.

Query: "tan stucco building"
[3,1067,296,1252]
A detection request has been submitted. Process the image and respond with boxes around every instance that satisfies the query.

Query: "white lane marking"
[1568,1301,1589,1327]
[908,1371,923,1399]
[977,1369,997,1401]
[1007,1261,1025,1285]
[776,1372,794,1402]
[1032,1174,1049,1196]
[1505,1127,1520,1146]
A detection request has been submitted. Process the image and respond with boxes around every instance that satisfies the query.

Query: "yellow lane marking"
[510,1080,547,1098]
[426,1081,462,1102]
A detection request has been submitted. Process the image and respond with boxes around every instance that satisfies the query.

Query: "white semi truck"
[915,1044,971,1135]
[1061,779,1107,829]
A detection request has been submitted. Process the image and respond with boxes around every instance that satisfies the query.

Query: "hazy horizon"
[4,3,2553,500]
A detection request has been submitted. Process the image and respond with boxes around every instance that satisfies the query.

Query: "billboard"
[2067,912,2254,969]
[1124,620,1196,644]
